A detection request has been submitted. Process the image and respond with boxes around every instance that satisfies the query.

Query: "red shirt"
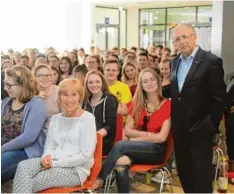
[128,99,171,134]
[129,84,137,97]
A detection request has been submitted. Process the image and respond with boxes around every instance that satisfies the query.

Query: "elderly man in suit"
[170,24,226,193]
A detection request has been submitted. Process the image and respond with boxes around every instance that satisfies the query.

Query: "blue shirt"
[177,46,199,92]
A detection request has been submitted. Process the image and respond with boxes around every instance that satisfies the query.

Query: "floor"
[2,172,234,193]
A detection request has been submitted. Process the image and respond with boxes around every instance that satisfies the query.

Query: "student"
[121,61,139,97]
[59,57,73,81]
[83,70,118,155]
[1,65,47,183]
[50,65,61,85]
[160,59,171,98]
[12,79,97,193]
[103,60,132,115]
[33,64,61,134]
[92,68,171,193]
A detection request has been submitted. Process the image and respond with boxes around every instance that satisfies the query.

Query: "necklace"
[145,100,161,115]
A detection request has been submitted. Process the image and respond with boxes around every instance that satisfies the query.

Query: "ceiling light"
[169,13,173,15]
[154,16,158,20]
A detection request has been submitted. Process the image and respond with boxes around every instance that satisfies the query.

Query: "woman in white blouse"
[12,78,97,193]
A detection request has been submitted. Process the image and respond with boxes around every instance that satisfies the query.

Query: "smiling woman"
[1,65,47,184]
[33,64,61,134]
[12,78,97,193]
[82,70,118,155]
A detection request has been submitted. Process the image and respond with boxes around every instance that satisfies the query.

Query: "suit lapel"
[171,57,181,96]
[180,48,203,93]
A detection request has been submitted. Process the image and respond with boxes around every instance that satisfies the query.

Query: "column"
[211,1,234,80]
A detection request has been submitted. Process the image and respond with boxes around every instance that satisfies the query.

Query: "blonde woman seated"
[13,79,97,193]
[92,68,171,193]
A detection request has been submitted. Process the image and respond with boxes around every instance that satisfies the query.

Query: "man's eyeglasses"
[142,115,149,131]
[173,34,195,44]
[3,81,18,89]
[36,74,52,79]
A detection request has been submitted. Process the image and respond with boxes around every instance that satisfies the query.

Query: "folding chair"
[41,133,103,194]
[104,132,174,194]
[213,146,224,192]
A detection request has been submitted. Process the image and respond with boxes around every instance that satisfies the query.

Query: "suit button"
[178,97,181,101]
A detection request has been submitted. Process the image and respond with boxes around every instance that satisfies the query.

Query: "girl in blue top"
[1,65,47,184]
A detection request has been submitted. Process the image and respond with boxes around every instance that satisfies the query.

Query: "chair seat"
[130,163,166,172]
[228,172,234,178]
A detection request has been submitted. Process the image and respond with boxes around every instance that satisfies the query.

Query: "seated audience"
[19,55,30,69]
[137,52,149,71]
[59,56,73,81]
[48,55,59,67]
[1,65,47,183]
[50,65,61,85]
[13,52,21,65]
[85,55,100,72]
[121,61,139,97]
[12,78,97,193]
[1,60,13,72]
[124,52,137,64]
[161,47,171,61]
[33,64,61,134]
[92,68,171,193]
[69,51,79,67]
[160,59,171,98]
[104,60,132,115]
[83,70,118,155]
[72,65,87,85]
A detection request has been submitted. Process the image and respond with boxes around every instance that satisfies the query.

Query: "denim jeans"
[98,140,166,193]
[1,149,28,184]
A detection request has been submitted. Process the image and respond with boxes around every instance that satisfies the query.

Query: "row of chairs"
[41,114,224,193]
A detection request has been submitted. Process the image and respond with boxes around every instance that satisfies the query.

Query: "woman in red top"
[92,68,171,193]
[121,61,139,97]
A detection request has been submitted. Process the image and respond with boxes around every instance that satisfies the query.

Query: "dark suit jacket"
[170,48,226,140]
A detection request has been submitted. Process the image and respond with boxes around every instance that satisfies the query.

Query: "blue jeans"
[98,140,166,193]
[1,149,28,184]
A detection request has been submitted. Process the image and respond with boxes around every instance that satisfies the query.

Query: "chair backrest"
[85,133,103,184]
[114,114,123,143]
[161,131,173,166]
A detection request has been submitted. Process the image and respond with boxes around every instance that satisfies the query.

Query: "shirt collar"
[180,46,199,61]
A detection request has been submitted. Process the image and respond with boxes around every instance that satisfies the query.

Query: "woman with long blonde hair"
[121,61,139,97]
[92,68,171,193]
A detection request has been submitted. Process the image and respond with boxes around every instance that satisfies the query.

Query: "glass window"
[95,8,119,24]
[198,6,212,23]
[140,25,166,48]
[140,9,166,25]
[167,7,196,24]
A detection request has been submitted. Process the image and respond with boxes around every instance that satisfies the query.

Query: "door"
[96,24,119,52]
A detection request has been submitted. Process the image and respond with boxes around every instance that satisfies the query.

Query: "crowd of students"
[1,33,233,193]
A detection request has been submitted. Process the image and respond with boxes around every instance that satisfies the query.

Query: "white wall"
[211,1,234,80]
[127,7,139,49]
[0,0,95,53]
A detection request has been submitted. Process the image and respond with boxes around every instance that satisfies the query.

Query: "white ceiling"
[94,0,212,8]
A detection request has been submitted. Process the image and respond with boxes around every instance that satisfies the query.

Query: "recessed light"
[169,13,173,15]
[154,16,158,20]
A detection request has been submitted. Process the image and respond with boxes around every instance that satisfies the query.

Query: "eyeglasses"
[36,74,52,79]
[142,115,149,131]
[173,34,195,44]
[3,81,18,89]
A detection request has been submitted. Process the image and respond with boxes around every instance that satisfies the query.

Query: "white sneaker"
[151,173,170,184]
